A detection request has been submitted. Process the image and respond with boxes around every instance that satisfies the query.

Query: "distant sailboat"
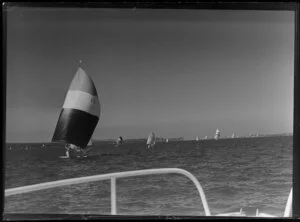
[231,133,235,139]
[204,136,208,140]
[147,132,156,148]
[196,136,199,142]
[52,63,100,158]
[214,129,220,140]
[166,138,169,143]
[115,136,124,147]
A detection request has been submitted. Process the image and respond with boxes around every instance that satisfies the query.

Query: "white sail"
[196,136,199,141]
[147,132,156,148]
[87,139,93,146]
[115,136,124,146]
[214,129,220,140]
[231,133,235,138]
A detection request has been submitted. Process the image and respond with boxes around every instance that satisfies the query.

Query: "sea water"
[4,135,292,216]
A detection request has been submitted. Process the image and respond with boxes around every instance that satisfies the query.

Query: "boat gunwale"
[5,167,211,216]
[5,167,292,217]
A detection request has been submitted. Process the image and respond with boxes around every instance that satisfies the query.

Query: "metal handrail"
[5,168,211,216]
[283,188,293,217]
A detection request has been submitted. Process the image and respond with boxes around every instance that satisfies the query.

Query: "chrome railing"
[283,188,293,217]
[5,168,211,216]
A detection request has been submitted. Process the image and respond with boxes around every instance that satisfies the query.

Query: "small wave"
[100,153,124,157]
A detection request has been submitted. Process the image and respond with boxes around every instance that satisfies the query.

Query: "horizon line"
[5,132,293,144]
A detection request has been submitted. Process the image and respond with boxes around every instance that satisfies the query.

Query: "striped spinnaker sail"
[52,67,100,148]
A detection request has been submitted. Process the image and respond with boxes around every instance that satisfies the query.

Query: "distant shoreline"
[5,133,293,145]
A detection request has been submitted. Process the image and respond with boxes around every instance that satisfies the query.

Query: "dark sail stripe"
[52,108,99,148]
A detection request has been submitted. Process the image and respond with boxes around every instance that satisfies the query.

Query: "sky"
[5,7,294,142]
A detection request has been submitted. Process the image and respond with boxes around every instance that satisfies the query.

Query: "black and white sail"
[52,66,100,149]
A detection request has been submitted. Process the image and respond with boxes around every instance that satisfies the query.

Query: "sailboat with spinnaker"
[52,62,100,158]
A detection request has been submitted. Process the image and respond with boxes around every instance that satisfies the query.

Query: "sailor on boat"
[65,144,71,158]
[64,143,85,158]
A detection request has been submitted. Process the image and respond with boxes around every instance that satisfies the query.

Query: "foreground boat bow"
[4,168,292,217]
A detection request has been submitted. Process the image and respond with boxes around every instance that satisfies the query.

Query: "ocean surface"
[4,135,292,217]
